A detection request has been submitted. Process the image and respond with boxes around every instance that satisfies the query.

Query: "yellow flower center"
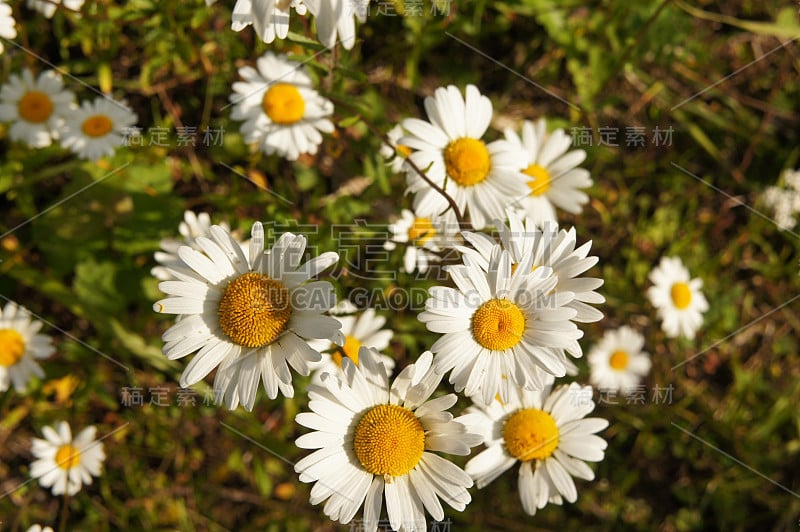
[353,404,425,478]
[670,282,692,310]
[55,444,81,470]
[609,349,629,370]
[18,91,54,123]
[407,217,436,246]
[332,335,362,367]
[262,83,305,125]
[503,408,559,461]
[524,164,551,196]
[396,144,412,157]
[0,329,26,367]
[217,272,292,348]
[81,114,114,138]
[510,263,540,275]
[472,298,526,351]
[444,138,491,186]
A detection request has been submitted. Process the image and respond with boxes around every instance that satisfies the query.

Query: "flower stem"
[325,94,468,228]
[58,491,70,532]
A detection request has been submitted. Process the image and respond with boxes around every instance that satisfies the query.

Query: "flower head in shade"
[229,51,334,161]
[231,0,307,43]
[379,124,411,174]
[295,348,481,530]
[308,300,395,382]
[383,209,456,274]
[26,0,84,18]
[30,421,105,496]
[762,168,800,231]
[0,302,55,393]
[59,96,137,160]
[400,84,529,230]
[153,222,342,411]
[0,68,75,147]
[304,0,370,50]
[419,245,582,405]
[0,1,17,55]
[646,256,708,339]
[463,380,608,516]
[588,326,651,393]
[504,118,592,225]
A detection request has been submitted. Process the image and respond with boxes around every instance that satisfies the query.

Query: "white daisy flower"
[783,168,800,190]
[588,326,651,393]
[504,118,592,225]
[379,124,412,174]
[0,1,17,55]
[763,186,799,231]
[231,0,307,43]
[0,69,75,148]
[0,301,55,393]
[58,96,137,161]
[151,210,233,282]
[762,168,800,232]
[153,222,343,411]
[26,526,54,532]
[30,421,105,496]
[230,51,334,161]
[295,348,481,530]
[307,300,395,382]
[25,0,84,18]
[463,381,608,516]
[418,245,583,405]
[459,209,605,324]
[445,210,601,382]
[400,84,529,230]
[383,209,456,274]
[304,0,369,50]
[646,256,708,339]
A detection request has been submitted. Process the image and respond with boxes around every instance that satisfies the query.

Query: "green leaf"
[285,31,326,51]
[253,459,274,497]
[337,115,363,128]
[74,259,124,315]
[293,164,319,191]
[107,317,178,372]
[676,2,800,39]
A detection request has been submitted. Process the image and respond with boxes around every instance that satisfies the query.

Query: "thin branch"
[326,94,468,228]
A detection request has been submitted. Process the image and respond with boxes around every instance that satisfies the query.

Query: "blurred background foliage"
[1,0,799,530]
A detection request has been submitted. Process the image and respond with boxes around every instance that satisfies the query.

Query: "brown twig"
[326,94,468,228]
[156,87,206,183]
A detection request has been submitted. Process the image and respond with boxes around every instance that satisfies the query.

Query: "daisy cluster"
[149,74,618,526]
[0,67,136,160]
[377,85,594,277]
[147,74,712,528]
[147,74,617,519]
[0,39,119,503]
[224,0,369,49]
[1,0,790,528]
[395,85,593,231]
[149,200,615,528]
[1,0,86,56]
[0,301,106,503]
